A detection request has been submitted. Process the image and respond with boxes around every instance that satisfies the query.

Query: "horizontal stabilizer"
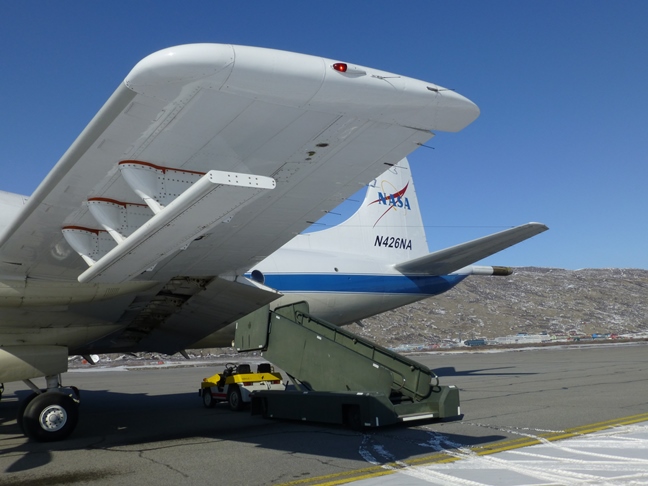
[394,223,548,276]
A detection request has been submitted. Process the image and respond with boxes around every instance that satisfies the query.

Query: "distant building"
[464,339,486,347]
[493,334,547,345]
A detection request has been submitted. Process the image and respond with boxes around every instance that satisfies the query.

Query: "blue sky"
[2,2,647,269]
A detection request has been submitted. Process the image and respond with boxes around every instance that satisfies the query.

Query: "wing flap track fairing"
[62,166,276,284]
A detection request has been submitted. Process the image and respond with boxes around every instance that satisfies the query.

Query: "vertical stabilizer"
[289,158,429,262]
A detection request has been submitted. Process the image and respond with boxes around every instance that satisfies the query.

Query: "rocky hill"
[345,267,648,347]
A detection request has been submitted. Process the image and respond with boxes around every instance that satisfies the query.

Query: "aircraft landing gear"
[18,375,80,442]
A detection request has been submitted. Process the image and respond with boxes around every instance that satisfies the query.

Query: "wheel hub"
[39,404,67,431]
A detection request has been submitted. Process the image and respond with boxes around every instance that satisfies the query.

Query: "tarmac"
[2,343,648,485]
[315,416,648,485]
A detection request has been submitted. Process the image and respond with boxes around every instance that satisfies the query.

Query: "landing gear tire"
[227,385,243,411]
[202,388,215,408]
[17,391,42,434]
[22,392,79,442]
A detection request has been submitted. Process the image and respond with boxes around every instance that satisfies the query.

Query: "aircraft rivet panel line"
[87,198,152,244]
[61,227,116,267]
[118,160,206,214]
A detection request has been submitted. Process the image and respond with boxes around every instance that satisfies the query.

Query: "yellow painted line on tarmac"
[470,411,648,458]
[277,413,648,486]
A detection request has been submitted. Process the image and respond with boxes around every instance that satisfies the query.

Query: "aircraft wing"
[394,223,548,276]
[0,44,479,353]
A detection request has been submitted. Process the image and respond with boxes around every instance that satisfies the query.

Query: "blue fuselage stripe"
[261,274,467,295]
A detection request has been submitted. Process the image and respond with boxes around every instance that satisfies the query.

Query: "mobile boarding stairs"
[234,302,461,428]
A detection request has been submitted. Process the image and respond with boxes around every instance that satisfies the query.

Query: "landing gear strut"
[18,375,80,442]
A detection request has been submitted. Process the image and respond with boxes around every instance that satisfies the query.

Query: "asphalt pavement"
[1,342,647,485]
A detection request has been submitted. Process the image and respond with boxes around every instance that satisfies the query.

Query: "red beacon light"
[331,63,367,76]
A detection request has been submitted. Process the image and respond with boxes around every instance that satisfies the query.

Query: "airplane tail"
[288,158,547,276]
[296,158,430,262]
[259,158,547,324]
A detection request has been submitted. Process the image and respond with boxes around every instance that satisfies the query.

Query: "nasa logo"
[376,191,411,210]
[368,182,412,227]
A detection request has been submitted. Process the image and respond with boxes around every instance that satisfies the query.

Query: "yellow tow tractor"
[200,363,285,411]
